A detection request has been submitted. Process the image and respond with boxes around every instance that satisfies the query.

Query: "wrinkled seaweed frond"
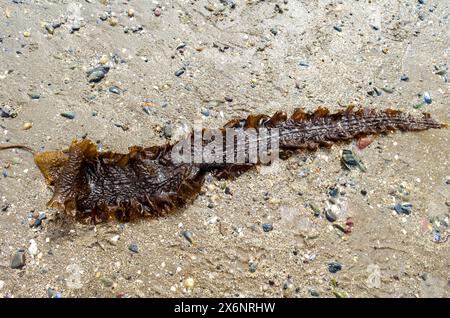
[32,107,446,224]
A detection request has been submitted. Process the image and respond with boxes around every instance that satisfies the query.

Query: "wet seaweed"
[2,107,447,224]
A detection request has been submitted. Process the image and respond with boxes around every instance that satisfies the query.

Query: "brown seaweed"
[11,107,447,224]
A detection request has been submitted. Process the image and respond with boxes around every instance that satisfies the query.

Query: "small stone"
[127,8,135,17]
[299,61,309,67]
[325,208,338,222]
[99,55,109,65]
[333,25,342,32]
[393,202,412,215]
[176,42,187,51]
[108,86,121,95]
[154,7,161,17]
[11,251,25,269]
[0,280,4,290]
[184,277,194,289]
[309,289,320,297]
[47,288,62,298]
[175,68,185,77]
[45,24,54,34]
[270,27,278,35]
[28,92,40,100]
[249,262,257,273]
[60,112,76,120]
[328,262,342,273]
[28,239,38,257]
[381,85,394,94]
[423,92,432,104]
[128,243,139,253]
[400,74,409,81]
[201,108,210,116]
[0,105,17,118]
[70,21,81,32]
[109,235,120,246]
[99,12,109,21]
[102,278,114,287]
[23,31,31,37]
[109,17,118,26]
[87,66,110,83]
[224,96,233,102]
[163,124,172,138]
[182,230,194,244]
[328,187,338,198]
[23,121,33,130]
[262,223,273,232]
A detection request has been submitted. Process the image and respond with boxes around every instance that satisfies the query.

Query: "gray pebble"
[182,230,194,244]
[163,124,172,138]
[325,209,337,222]
[108,86,122,95]
[175,68,185,77]
[61,111,76,120]
[262,223,273,232]
[0,105,17,118]
[28,92,40,100]
[201,108,210,116]
[11,250,25,269]
[70,21,81,33]
[87,66,110,83]
[128,243,139,253]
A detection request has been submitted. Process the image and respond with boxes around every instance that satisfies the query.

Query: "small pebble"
[99,55,109,65]
[60,112,76,120]
[328,262,342,273]
[108,86,121,95]
[70,21,81,33]
[127,8,135,17]
[154,7,161,17]
[11,250,25,269]
[28,92,40,100]
[182,230,194,244]
[87,66,109,83]
[393,202,412,215]
[128,243,139,253]
[423,92,432,104]
[201,108,210,116]
[109,17,118,26]
[0,105,18,118]
[23,121,33,130]
[325,208,338,222]
[400,74,409,81]
[262,223,273,232]
[163,124,172,138]
[45,24,54,34]
[333,25,342,32]
[249,262,257,273]
[175,68,185,77]
[184,277,194,289]
[99,12,109,21]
